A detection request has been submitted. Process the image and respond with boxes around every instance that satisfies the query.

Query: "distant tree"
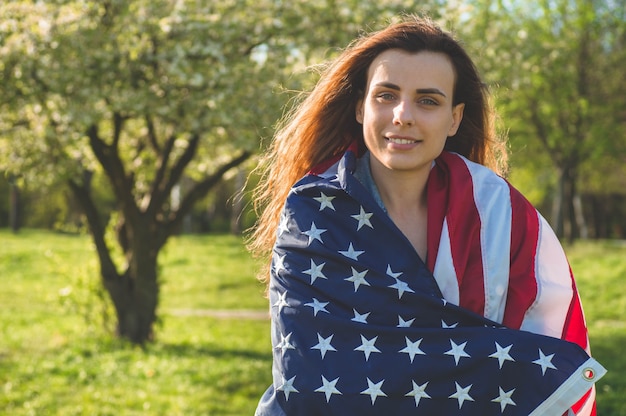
[0,0,443,344]
[8,176,20,232]
[461,0,626,240]
[0,0,284,343]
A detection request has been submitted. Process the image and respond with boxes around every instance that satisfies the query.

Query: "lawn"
[0,230,624,415]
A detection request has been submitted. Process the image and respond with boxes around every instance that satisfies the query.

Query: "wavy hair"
[247,15,507,271]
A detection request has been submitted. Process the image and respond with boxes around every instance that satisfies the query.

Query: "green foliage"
[461,0,626,192]
[0,0,624,234]
[0,0,271,181]
[1,230,625,414]
[0,0,441,182]
[0,0,449,237]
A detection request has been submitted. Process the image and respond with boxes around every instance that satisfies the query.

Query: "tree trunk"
[230,168,245,235]
[9,176,20,233]
[551,164,584,243]
[79,121,252,344]
[110,216,160,344]
[573,193,588,240]
[104,265,159,344]
[68,176,159,344]
[551,169,565,239]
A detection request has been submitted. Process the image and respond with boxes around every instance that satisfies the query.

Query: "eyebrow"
[374,82,448,98]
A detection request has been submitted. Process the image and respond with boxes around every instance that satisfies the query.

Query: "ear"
[448,103,465,136]
[356,99,364,124]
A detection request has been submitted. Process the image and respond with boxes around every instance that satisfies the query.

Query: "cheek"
[363,104,390,124]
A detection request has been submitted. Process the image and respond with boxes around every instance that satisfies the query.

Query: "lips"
[386,136,420,145]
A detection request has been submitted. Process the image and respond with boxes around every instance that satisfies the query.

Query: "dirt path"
[166,308,269,320]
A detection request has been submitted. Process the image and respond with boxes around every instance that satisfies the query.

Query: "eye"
[375,92,396,101]
[418,97,439,106]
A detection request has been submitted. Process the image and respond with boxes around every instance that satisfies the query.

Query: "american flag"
[256,148,606,415]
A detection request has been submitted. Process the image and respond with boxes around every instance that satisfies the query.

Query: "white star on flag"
[399,337,425,363]
[273,254,287,274]
[314,376,342,402]
[311,333,337,359]
[303,222,326,245]
[492,387,517,411]
[354,335,381,361]
[277,376,299,401]
[277,214,290,236]
[276,332,296,354]
[338,243,365,261]
[351,309,370,324]
[303,259,327,284]
[533,349,557,375]
[272,291,289,313]
[405,381,431,407]
[385,265,402,279]
[389,277,415,299]
[345,267,370,291]
[489,342,515,369]
[314,192,336,211]
[397,316,415,328]
[361,378,387,404]
[445,340,471,365]
[442,320,459,329]
[351,206,374,230]
[304,298,329,316]
[450,382,474,408]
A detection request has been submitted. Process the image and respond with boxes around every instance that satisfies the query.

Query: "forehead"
[366,49,456,92]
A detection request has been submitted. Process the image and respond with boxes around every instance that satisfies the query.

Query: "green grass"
[563,240,626,415]
[0,230,625,415]
[0,230,271,415]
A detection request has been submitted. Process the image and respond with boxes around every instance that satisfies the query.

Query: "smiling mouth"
[386,137,420,145]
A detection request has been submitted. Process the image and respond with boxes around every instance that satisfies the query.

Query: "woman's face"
[356,49,464,177]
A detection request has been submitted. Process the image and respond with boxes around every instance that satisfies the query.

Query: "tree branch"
[112,111,125,148]
[147,132,177,212]
[157,150,251,247]
[146,133,200,217]
[86,122,138,218]
[144,114,161,152]
[68,176,120,280]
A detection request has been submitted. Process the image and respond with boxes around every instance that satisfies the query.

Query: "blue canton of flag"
[255,151,606,416]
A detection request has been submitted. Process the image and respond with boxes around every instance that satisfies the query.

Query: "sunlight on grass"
[0,230,271,415]
[563,240,626,415]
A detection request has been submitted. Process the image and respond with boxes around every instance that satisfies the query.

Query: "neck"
[368,159,430,260]
[369,161,430,212]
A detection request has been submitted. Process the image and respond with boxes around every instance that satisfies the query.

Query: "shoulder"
[437,151,533,210]
[438,151,505,186]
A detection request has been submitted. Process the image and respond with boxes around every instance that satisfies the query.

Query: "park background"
[1,0,625,414]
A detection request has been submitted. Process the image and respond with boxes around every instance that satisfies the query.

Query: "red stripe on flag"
[562,267,589,350]
[426,157,447,272]
[428,153,485,316]
[503,184,540,329]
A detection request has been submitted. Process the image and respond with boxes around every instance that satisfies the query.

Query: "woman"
[248,15,604,415]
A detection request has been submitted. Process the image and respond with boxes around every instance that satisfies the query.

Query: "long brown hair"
[247,15,507,270]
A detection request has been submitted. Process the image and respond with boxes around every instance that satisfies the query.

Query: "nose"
[393,100,415,126]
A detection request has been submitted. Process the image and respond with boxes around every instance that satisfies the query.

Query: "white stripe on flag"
[466,159,512,323]
[521,214,574,337]
[432,218,460,305]
[529,357,606,416]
